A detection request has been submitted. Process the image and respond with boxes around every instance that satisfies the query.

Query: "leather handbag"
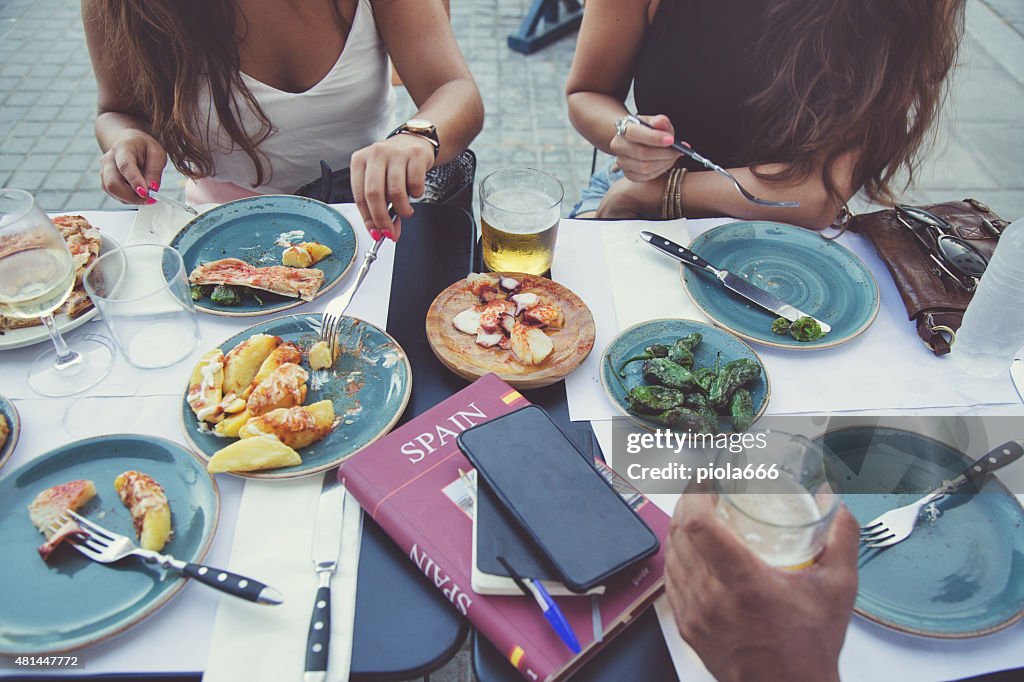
[849,199,1010,356]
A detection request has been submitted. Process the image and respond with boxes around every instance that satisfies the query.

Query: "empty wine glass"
[0,189,114,396]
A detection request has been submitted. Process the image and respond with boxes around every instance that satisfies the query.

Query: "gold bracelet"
[671,168,687,219]
[661,170,675,220]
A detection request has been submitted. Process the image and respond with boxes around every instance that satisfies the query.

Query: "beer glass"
[715,430,839,569]
[479,168,563,275]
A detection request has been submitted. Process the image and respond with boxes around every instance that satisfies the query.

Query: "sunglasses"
[895,204,988,292]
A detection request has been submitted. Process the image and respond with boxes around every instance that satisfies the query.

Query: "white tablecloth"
[0,207,393,675]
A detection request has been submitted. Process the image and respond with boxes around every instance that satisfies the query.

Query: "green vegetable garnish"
[210,284,243,306]
[789,316,825,342]
[771,317,792,335]
[642,357,702,391]
[189,284,209,301]
[618,343,669,376]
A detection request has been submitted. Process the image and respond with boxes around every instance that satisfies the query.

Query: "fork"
[625,115,800,208]
[320,204,396,358]
[60,509,283,605]
[860,440,1024,549]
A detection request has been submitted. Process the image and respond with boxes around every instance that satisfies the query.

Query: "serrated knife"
[640,231,832,333]
[304,475,348,682]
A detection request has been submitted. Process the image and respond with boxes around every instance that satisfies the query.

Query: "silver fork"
[860,440,1024,549]
[625,115,800,208]
[61,509,283,605]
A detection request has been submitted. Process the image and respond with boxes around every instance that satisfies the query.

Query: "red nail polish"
[370,229,382,241]
[145,198,156,205]
[149,180,159,191]
[383,230,395,241]
[135,186,147,198]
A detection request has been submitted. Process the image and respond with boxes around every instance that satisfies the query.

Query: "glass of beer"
[479,168,563,275]
[714,430,839,570]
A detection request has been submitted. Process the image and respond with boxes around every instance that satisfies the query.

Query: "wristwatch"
[388,119,439,159]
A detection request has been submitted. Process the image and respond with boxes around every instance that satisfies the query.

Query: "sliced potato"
[114,471,172,551]
[207,436,302,473]
[246,363,309,416]
[223,334,280,397]
[308,340,337,370]
[186,349,225,423]
[243,342,303,399]
[240,400,338,449]
[214,409,252,438]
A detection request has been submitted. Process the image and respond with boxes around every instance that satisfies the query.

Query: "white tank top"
[190,0,396,201]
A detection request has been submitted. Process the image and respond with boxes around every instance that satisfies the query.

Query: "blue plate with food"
[170,195,357,317]
[0,434,219,654]
[181,313,412,479]
[820,426,1024,637]
[600,318,770,433]
[680,221,879,350]
[0,394,19,472]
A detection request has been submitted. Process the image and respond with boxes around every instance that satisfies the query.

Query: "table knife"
[304,475,348,682]
[1012,359,1024,404]
[640,230,832,333]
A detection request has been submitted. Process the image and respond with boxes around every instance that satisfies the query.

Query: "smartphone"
[457,405,659,593]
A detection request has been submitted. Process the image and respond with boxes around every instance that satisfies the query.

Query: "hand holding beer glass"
[715,430,839,569]
[479,168,563,275]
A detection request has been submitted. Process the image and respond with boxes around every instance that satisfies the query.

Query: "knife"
[1012,359,1024,404]
[640,230,832,333]
[304,475,348,682]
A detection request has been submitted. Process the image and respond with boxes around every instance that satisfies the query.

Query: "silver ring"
[615,115,633,138]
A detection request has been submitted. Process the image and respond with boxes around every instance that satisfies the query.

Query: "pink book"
[338,373,669,681]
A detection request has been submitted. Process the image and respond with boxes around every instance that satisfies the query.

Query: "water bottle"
[952,217,1024,377]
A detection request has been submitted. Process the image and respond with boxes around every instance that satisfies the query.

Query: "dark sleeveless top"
[634,0,768,171]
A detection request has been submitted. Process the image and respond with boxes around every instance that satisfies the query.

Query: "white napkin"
[127,202,209,245]
[203,477,362,682]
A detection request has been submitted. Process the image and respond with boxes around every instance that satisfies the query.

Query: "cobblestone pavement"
[1,0,1023,680]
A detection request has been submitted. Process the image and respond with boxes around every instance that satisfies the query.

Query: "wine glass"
[0,189,114,396]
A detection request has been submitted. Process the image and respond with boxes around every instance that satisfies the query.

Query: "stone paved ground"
[1,0,1023,680]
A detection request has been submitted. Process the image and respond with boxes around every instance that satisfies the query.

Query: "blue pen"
[497,555,582,654]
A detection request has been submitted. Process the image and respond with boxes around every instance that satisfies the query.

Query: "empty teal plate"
[181,314,412,479]
[0,435,219,654]
[681,222,879,350]
[600,318,770,431]
[820,427,1024,638]
[170,195,357,317]
[0,395,19,472]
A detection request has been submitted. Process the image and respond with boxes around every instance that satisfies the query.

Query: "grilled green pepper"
[684,393,720,433]
[210,284,243,306]
[692,367,717,394]
[618,343,670,376]
[626,385,686,415]
[709,358,762,409]
[649,406,709,433]
[771,317,792,335]
[643,357,700,391]
[729,389,755,432]
[666,333,703,368]
[789,316,825,342]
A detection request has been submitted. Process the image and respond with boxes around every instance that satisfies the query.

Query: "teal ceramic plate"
[182,314,412,479]
[170,195,357,317]
[0,395,19,472]
[680,222,879,350]
[820,427,1024,638]
[600,318,770,431]
[0,435,219,654]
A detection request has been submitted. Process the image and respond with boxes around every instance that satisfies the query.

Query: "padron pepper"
[684,393,720,434]
[729,388,755,432]
[626,385,687,415]
[708,358,762,410]
[666,333,703,369]
[643,357,701,391]
[618,343,670,376]
[649,406,709,433]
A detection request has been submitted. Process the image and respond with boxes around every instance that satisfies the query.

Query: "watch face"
[405,119,433,133]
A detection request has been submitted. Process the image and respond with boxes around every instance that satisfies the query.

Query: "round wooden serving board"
[425,273,596,390]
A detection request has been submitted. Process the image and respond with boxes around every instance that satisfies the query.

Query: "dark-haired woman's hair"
[89,0,349,187]
[744,0,965,206]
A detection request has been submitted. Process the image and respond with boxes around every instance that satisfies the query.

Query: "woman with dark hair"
[566,0,965,228]
[83,0,483,240]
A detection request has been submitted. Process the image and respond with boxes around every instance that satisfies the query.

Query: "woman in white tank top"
[83,0,483,240]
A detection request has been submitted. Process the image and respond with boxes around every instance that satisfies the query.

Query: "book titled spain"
[338,373,669,682]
